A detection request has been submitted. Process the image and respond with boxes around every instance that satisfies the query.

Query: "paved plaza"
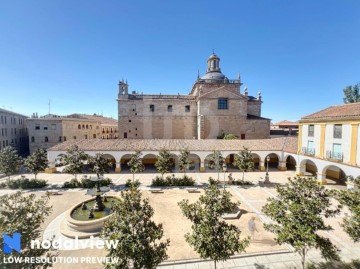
[1,169,359,269]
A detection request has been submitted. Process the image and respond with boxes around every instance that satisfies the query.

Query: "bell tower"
[118,79,128,97]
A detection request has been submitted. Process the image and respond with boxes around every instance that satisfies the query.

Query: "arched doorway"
[120,154,133,172]
[142,154,158,172]
[286,155,297,171]
[189,153,201,172]
[251,153,261,170]
[323,165,347,185]
[265,153,279,170]
[102,154,116,172]
[300,159,318,176]
[224,153,239,171]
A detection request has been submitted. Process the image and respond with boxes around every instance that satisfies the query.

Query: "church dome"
[200,52,226,80]
[201,72,226,80]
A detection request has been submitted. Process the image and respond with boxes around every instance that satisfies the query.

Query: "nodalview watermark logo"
[3,233,21,254]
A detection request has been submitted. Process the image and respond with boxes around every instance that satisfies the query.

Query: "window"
[168,105,173,112]
[44,136,48,142]
[218,98,228,110]
[333,143,341,154]
[82,125,85,129]
[132,104,136,111]
[129,120,132,123]
[308,125,314,137]
[58,136,62,142]
[333,124,342,139]
[124,132,127,138]
[150,104,155,112]
[35,125,40,130]
[64,136,67,141]
[73,136,76,139]
[51,124,56,130]
[93,134,96,138]
[185,105,190,112]
[44,124,48,130]
[31,137,35,142]
[0,116,3,124]
[78,124,81,129]
[85,135,88,139]
[86,125,88,129]
[240,134,245,139]
[307,141,314,150]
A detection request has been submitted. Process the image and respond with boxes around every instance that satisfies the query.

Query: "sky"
[1,0,360,123]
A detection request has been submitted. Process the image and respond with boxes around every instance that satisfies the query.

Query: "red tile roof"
[48,137,298,153]
[301,103,360,122]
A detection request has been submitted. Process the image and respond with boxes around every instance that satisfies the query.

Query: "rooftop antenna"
[212,48,215,54]
[48,99,51,115]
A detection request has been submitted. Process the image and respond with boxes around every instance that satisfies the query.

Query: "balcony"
[326,151,343,162]
[302,147,315,156]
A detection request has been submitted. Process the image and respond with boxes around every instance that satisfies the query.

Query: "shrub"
[208,177,220,185]
[151,174,195,187]
[125,179,140,188]
[62,177,112,188]
[62,178,81,188]
[230,179,254,186]
[5,178,47,189]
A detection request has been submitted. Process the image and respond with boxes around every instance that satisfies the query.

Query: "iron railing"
[326,151,343,162]
[302,147,315,156]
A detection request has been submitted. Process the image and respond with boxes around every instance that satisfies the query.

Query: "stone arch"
[300,159,318,176]
[120,154,134,172]
[224,153,239,171]
[142,153,159,172]
[102,153,117,171]
[188,153,201,172]
[265,153,280,170]
[322,165,347,185]
[251,153,261,170]
[285,155,297,171]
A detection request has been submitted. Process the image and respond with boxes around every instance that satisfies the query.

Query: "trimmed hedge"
[230,179,254,186]
[151,175,195,187]
[62,177,112,188]
[125,179,141,188]
[0,178,48,189]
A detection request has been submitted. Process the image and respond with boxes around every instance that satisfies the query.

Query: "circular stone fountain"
[60,177,120,239]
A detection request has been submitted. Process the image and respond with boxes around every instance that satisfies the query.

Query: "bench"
[48,190,61,195]
[186,187,200,193]
[150,188,164,193]
[222,209,241,219]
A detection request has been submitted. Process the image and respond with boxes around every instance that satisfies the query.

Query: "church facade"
[117,53,270,139]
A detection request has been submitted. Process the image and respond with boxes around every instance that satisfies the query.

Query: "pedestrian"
[248,216,258,240]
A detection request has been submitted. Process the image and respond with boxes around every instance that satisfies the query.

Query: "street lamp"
[222,162,227,190]
[265,156,270,183]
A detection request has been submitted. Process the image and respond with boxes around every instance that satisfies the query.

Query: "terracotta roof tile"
[49,137,298,153]
[301,103,360,122]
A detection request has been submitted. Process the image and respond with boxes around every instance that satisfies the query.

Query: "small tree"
[127,151,145,182]
[88,153,111,179]
[233,147,254,181]
[223,133,238,140]
[207,150,224,180]
[333,176,360,242]
[343,83,360,103]
[155,149,173,179]
[262,177,341,269]
[0,191,55,269]
[178,180,249,269]
[102,187,170,268]
[63,145,88,179]
[24,148,48,179]
[178,149,190,176]
[0,146,22,182]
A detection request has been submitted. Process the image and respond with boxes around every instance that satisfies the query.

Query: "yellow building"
[297,102,360,183]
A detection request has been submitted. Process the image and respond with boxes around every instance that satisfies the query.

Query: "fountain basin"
[60,195,120,239]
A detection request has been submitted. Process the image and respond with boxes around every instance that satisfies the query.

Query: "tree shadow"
[307,259,360,269]
[254,263,270,269]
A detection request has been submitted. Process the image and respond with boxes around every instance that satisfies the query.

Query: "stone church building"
[117,53,270,139]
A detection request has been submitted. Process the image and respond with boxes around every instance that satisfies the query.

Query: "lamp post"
[264,156,270,183]
[222,162,227,190]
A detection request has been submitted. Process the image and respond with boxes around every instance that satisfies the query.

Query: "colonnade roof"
[48,137,297,153]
